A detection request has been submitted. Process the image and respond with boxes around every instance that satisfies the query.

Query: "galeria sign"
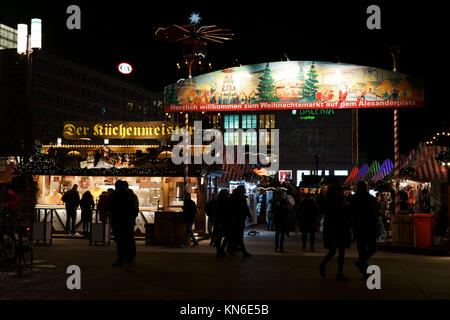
[63,121,194,140]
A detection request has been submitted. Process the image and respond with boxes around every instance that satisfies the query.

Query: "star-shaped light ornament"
[189,12,201,24]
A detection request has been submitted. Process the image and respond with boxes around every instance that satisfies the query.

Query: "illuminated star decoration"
[189,12,201,24]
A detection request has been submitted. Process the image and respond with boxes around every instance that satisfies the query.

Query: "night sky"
[1,1,443,162]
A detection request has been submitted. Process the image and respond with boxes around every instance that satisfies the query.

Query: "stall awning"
[344,167,359,184]
[351,163,369,183]
[366,160,381,180]
[371,159,394,182]
[219,146,254,183]
[400,148,416,170]
[411,144,447,181]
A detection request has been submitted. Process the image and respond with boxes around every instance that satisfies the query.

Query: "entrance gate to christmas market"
[163,60,426,242]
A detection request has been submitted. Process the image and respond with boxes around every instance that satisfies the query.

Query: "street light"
[17,18,42,158]
[315,154,321,176]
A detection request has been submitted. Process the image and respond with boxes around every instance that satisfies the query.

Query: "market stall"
[16,143,208,239]
[34,174,201,235]
[372,143,448,247]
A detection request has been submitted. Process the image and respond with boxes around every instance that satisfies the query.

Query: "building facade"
[0,48,164,155]
[171,109,353,186]
[0,24,17,50]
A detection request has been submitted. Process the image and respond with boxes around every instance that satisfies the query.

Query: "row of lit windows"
[35,83,162,115]
[223,130,278,146]
[224,131,257,146]
[224,114,275,129]
[0,24,17,33]
[296,170,349,185]
[0,38,16,48]
[0,28,17,41]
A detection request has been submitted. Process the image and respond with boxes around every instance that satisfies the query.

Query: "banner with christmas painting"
[164,61,424,112]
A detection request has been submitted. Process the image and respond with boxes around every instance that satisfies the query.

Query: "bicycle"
[1,224,17,263]
[0,214,33,268]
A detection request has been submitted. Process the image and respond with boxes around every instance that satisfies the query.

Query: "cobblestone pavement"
[2,227,450,300]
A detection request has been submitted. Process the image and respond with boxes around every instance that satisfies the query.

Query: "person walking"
[97,191,109,224]
[108,180,138,267]
[205,192,218,245]
[375,193,386,238]
[62,184,80,235]
[229,185,252,257]
[298,192,320,252]
[319,184,352,281]
[214,189,232,257]
[271,189,289,252]
[124,181,139,262]
[4,185,18,226]
[182,192,199,247]
[350,181,378,280]
[266,197,274,231]
[80,191,95,237]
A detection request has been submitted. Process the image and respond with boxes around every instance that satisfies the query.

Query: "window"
[224,130,256,146]
[244,131,257,146]
[259,114,275,128]
[334,170,349,176]
[208,114,220,128]
[242,114,257,129]
[318,170,330,176]
[224,115,239,129]
[224,132,233,146]
[297,170,311,186]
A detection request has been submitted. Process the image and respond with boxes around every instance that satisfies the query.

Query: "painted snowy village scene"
[164,61,424,110]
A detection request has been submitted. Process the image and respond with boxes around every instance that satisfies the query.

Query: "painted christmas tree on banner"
[256,63,279,103]
[300,62,319,102]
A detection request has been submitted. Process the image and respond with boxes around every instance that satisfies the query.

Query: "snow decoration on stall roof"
[95,160,113,169]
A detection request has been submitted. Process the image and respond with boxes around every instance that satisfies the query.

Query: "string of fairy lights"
[425,130,450,146]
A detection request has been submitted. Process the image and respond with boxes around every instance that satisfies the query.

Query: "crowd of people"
[58,178,381,279]
[61,180,138,267]
[61,184,112,236]
[204,180,381,282]
[204,185,252,257]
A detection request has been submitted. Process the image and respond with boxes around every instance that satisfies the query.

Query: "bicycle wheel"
[19,228,33,267]
[1,233,17,262]
[20,246,33,267]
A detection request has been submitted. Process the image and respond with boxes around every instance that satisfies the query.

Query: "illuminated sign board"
[17,24,28,54]
[118,62,133,75]
[293,109,335,120]
[279,170,292,183]
[30,18,42,49]
[164,61,424,112]
[63,122,194,140]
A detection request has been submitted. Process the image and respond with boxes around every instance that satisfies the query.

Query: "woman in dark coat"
[298,193,320,252]
[97,191,109,224]
[271,189,289,252]
[319,184,351,281]
[80,191,95,237]
[214,189,232,257]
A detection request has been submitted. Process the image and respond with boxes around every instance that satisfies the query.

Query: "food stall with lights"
[16,138,208,240]
[369,143,448,248]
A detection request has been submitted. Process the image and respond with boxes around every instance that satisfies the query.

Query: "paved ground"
[2,226,450,300]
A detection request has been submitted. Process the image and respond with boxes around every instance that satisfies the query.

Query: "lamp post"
[315,154,321,176]
[17,19,42,159]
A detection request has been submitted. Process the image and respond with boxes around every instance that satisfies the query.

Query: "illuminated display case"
[35,175,198,210]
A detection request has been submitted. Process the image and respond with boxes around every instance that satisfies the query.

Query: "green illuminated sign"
[292,109,335,120]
